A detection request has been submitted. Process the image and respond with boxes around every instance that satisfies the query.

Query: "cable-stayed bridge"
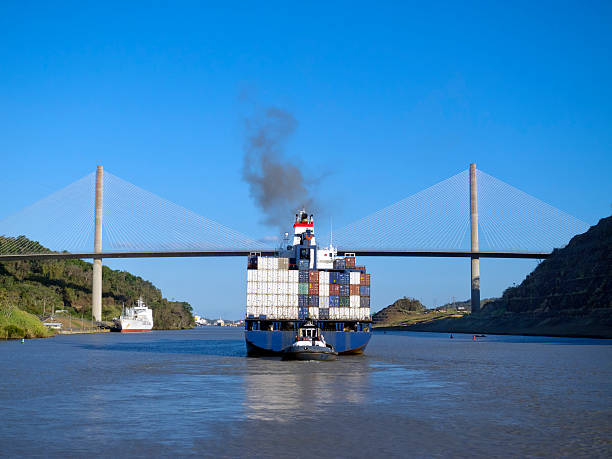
[0,164,589,320]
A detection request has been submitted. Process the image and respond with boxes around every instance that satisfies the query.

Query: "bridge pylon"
[470,163,480,313]
[92,165,103,322]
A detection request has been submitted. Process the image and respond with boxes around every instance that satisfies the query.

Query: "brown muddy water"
[1,327,611,458]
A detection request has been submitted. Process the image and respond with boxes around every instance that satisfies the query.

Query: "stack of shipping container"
[246,255,370,321]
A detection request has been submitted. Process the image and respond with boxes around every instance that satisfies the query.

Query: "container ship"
[113,297,154,332]
[245,210,372,356]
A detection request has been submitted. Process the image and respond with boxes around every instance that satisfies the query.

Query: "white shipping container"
[330,308,339,320]
[319,284,328,297]
[264,283,272,295]
[278,257,289,270]
[319,271,329,284]
[285,294,292,307]
[290,294,298,307]
[341,307,351,319]
[350,295,360,308]
[289,306,299,318]
[350,272,361,285]
[309,307,319,319]
[279,270,288,282]
[319,296,329,308]
[270,258,278,270]
[247,269,254,282]
[289,270,298,282]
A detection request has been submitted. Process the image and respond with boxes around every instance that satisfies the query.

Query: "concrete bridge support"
[92,166,103,322]
[470,163,480,313]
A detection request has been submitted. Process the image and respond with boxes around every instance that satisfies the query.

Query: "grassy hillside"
[0,236,195,331]
[0,306,54,339]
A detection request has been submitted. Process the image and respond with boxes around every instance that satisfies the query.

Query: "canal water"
[1,328,611,458]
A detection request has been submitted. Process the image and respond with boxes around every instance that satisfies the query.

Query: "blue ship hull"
[245,329,372,356]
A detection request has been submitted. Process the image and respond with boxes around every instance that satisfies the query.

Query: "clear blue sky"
[1,2,610,318]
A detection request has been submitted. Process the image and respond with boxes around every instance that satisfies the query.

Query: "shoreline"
[373,311,612,339]
[373,326,612,340]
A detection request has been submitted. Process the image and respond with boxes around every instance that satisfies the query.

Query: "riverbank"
[0,308,55,339]
[375,310,612,339]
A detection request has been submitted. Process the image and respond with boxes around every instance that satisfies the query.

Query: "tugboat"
[282,321,338,361]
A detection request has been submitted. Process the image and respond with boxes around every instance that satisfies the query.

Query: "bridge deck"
[0,250,550,261]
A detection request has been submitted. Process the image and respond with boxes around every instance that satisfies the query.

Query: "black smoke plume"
[242,107,316,228]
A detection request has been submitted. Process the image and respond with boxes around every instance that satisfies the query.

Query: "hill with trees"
[379,216,612,337]
[0,236,195,334]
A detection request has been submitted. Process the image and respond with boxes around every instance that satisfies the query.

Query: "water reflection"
[243,359,369,422]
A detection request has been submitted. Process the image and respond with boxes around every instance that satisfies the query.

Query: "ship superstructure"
[245,210,372,355]
[114,297,154,332]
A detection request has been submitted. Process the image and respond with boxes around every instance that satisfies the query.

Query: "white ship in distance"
[115,297,153,332]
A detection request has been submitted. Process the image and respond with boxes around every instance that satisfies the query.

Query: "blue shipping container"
[298,260,309,270]
[298,271,309,282]
[319,308,330,319]
[308,295,319,307]
[329,295,340,307]
[329,272,340,284]
[360,296,370,308]
[298,295,308,307]
[340,273,350,284]
[340,285,350,296]
[360,286,370,296]
[298,307,309,319]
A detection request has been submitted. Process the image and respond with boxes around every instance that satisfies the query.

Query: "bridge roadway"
[0,249,550,261]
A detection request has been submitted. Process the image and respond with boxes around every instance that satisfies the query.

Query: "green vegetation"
[0,235,195,334]
[373,297,468,327]
[0,306,54,339]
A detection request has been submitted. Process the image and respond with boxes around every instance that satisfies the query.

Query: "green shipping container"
[298,282,309,295]
[339,296,350,307]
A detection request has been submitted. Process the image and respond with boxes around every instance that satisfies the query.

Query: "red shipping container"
[309,282,319,294]
[360,274,371,286]
[350,284,360,295]
[308,270,319,282]
[345,257,356,268]
[329,284,340,296]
